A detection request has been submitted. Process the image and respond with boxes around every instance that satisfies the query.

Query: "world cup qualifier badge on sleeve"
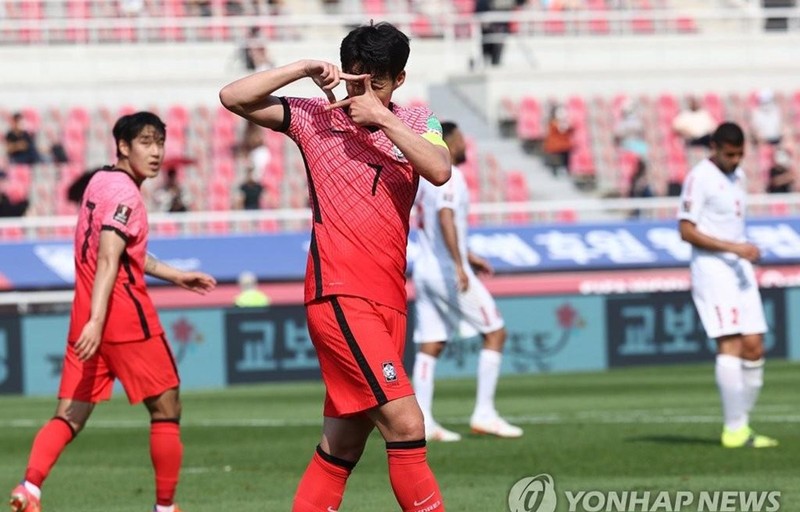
[113,204,133,225]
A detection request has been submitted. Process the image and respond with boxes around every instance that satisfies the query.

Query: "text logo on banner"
[606,289,787,367]
[225,306,320,384]
[0,316,23,394]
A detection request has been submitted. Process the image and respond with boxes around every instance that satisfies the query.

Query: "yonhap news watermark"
[508,474,781,512]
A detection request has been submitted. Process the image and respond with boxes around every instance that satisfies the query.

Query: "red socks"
[24,417,76,487]
[387,440,444,512]
[150,420,183,507]
[292,445,354,512]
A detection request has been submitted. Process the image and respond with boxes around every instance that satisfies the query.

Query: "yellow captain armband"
[421,131,448,148]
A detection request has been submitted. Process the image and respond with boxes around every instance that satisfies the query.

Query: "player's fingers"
[341,73,370,82]
[325,97,353,111]
[324,88,337,104]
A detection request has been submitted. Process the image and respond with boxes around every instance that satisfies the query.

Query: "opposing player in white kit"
[412,121,522,441]
[678,122,777,449]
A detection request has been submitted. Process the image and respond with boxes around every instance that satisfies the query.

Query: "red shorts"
[59,334,180,405]
[306,295,414,417]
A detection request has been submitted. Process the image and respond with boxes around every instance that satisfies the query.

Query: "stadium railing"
[2,194,800,241]
[0,6,796,46]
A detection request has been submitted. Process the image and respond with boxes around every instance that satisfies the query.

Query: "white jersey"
[413,165,504,342]
[678,158,766,338]
[415,165,469,278]
[677,158,747,261]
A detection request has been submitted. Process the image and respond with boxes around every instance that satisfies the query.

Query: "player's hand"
[735,242,761,262]
[456,265,469,293]
[326,74,387,127]
[176,271,217,295]
[469,254,494,276]
[303,60,343,105]
[74,320,103,361]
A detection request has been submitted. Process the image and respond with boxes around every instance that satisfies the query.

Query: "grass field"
[1,361,798,512]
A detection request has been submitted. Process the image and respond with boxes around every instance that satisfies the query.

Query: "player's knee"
[55,415,85,436]
[385,414,425,441]
[742,344,765,361]
[484,328,507,351]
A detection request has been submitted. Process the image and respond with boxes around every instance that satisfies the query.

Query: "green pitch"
[1,361,797,511]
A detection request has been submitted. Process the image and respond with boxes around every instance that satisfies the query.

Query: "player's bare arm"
[328,75,451,186]
[468,252,493,276]
[679,219,761,262]
[438,207,468,292]
[219,59,346,130]
[144,254,217,294]
[74,230,125,361]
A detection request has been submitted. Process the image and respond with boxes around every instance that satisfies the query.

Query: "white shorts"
[413,269,504,343]
[690,255,767,339]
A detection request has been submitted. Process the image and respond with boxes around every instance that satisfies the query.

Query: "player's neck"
[113,161,144,186]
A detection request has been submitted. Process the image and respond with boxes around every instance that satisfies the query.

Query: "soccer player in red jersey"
[220,22,451,512]
[9,112,216,512]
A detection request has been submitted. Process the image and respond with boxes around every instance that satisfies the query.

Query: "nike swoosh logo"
[413,492,436,507]
[327,507,338,512]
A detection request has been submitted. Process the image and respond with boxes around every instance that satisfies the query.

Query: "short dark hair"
[11,112,22,122]
[112,112,166,158]
[340,22,410,80]
[712,122,745,147]
[441,121,458,140]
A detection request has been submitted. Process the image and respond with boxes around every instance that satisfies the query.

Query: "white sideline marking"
[1,412,799,429]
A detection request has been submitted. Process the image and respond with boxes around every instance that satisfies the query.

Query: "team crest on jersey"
[113,204,132,225]
[382,361,398,382]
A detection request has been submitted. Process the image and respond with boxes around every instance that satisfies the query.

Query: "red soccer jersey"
[280,97,440,312]
[68,168,163,343]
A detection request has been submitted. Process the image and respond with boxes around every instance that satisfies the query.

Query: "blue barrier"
[4,217,800,290]
[4,288,799,396]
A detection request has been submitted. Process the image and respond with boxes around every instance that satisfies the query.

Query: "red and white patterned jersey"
[280,96,444,312]
[68,168,163,343]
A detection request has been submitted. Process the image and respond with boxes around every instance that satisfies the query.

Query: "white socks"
[23,481,41,500]
[741,358,765,416]
[473,349,502,419]
[413,352,438,428]
[155,505,175,512]
[715,354,748,431]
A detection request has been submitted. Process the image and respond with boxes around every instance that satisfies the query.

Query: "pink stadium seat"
[453,0,475,14]
[675,17,697,33]
[363,0,386,16]
[543,15,567,35]
[517,97,543,141]
[588,17,610,35]
[631,17,655,34]
[703,92,724,123]
[0,227,24,241]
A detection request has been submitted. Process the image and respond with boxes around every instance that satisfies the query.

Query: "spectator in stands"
[766,148,794,193]
[234,271,271,307]
[542,104,573,177]
[240,121,271,181]
[750,88,783,146]
[242,27,274,72]
[614,99,648,159]
[476,0,525,67]
[0,170,29,217]
[673,96,716,148]
[237,166,264,210]
[153,168,190,213]
[5,113,41,165]
[628,158,654,219]
[187,0,212,16]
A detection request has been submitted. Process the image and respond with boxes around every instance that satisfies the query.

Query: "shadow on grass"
[625,435,719,446]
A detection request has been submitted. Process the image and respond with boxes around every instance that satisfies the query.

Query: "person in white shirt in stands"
[750,88,783,146]
[412,121,522,442]
[678,122,778,449]
[672,96,716,148]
